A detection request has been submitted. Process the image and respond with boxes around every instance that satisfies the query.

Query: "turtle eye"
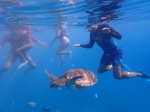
[51,84,56,88]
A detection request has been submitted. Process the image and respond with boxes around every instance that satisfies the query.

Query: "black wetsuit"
[80,24,123,66]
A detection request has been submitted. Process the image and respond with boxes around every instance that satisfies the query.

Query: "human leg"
[112,48,148,79]
[113,66,145,79]
[17,46,26,61]
[0,52,17,75]
[16,44,31,63]
[98,63,112,73]
[98,52,113,73]
[98,64,146,79]
[23,52,36,74]
[56,41,71,55]
[16,45,32,70]
[57,45,65,66]
[56,41,71,65]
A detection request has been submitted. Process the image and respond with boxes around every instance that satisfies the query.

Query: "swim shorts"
[100,47,123,66]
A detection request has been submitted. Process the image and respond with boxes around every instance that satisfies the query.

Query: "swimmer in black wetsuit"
[73,24,149,79]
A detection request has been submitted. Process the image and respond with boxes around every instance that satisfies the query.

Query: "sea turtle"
[45,69,97,89]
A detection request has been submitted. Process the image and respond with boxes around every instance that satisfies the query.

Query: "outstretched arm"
[72,35,95,48]
[31,38,46,46]
[50,28,61,46]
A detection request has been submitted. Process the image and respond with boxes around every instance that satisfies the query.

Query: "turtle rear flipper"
[66,76,83,89]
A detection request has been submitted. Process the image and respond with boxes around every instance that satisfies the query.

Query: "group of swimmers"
[0,22,149,81]
[0,22,72,75]
[0,0,149,79]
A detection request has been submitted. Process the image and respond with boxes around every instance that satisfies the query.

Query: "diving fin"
[137,70,150,79]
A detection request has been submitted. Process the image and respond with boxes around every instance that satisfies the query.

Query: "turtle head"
[50,78,67,88]
[50,79,61,88]
[45,70,68,88]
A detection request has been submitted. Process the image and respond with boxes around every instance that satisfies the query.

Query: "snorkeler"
[16,24,46,69]
[73,24,149,79]
[0,23,45,75]
[50,22,72,66]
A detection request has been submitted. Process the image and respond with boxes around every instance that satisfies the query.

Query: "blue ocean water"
[0,0,150,112]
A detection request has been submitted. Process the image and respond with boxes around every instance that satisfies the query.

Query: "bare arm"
[31,38,46,46]
[50,28,61,46]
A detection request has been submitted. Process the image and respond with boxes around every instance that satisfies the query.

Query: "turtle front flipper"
[66,76,83,89]
[44,70,58,80]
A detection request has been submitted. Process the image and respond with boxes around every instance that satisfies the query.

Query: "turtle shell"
[59,69,97,87]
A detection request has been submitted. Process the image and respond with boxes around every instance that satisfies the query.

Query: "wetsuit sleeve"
[0,35,9,47]
[80,35,95,48]
[109,26,122,40]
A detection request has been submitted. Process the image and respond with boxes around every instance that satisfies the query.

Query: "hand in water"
[102,27,111,34]
[72,44,80,47]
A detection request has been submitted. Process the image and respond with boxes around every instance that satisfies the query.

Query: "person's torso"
[58,28,69,38]
[8,32,28,51]
[90,27,118,53]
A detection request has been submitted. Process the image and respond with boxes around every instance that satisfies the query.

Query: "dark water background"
[0,0,150,112]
